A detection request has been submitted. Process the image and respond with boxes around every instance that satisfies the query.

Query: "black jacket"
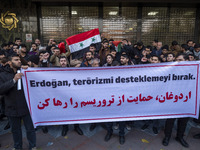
[0,65,29,117]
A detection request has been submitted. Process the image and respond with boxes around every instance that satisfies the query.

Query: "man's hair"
[146,45,152,51]
[0,50,6,56]
[161,45,169,50]
[103,40,109,44]
[194,44,200,49]
[15,37,21,42]
[167,52,175,57]
[28,55,39,65]
[35,38,40,41]
[1,57,9,64]
[121,54,129,59]
[39,50,48,55]
[90,44,96,48]
[181,44,189,50]
[8,53,20,61]
[110,49,117,53]
[51,45,57,48]
[109,39,114,41]
[20,44,27,48]
[13,44,19,49]
[91,58,100,65]
[176,53,188,60]
[102,38,108,42]
[172,41,178,46]
[8,42,14,46]
[31,42,37,46]
[151,55,161,62]
[137,41,143,46]
[59,56,67,61]
[106,54,114,60]
[112,61,120,66]
[1,43,8,48]
[86,51,93,55]
[187,40,193,44]
[122,39,128,43]
[188,53,195,57]
[153,39,158,43]
[54,47,60,51]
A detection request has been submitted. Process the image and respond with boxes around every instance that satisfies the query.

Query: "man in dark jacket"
[0,54,36,150]
[162,53,189,148]
[60,56,84,136]
[151,42,162,57]
[104,54,131,145]
[80,51,93,67]
[120,39,133,57]
[131,41,145,64]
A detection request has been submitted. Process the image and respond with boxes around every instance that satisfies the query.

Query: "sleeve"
[65,51,71,58]
[50,54,56,63]
[0,77,15,95]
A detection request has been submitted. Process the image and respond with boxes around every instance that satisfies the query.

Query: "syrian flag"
[66,28,101,59]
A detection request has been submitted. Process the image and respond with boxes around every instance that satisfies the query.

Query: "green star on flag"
[91,37,96,42]
[66,28,101,59]
[80,42,84,48]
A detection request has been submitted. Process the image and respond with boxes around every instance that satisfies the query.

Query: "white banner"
[21,62,200,127]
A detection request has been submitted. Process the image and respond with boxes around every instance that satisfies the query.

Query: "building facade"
[0,0,200,46]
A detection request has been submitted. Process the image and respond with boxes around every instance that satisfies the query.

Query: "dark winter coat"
[0,65,29,117]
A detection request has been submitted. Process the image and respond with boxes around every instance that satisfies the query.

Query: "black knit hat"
[137,41,143,46]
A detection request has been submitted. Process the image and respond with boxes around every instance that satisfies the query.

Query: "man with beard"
[80,51,93,67]
[167,52,175,62]
[89,44,99,59]
[104,54,130,145]
[0,54,36,150]
[103,54,114,67]
[60,56,83,136]
[91,58,100,67]
[28,43,38,56]
[162,53,189,148]
[150,55,161,64]
[152,39,158,48]
[34,39,45,51]
[14,38,22,46]
[0,51,6,66]
[99,40,110,66]
[141,55,161,134]
[19,44,29,61]
[132,41,145,64]
[120,54,130,66]
[152,42,162,57]
[38,50,51,67]
[1,43,13,57]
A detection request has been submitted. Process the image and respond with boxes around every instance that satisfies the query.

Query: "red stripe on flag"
[66,28,100,45]
[112,41,121,47]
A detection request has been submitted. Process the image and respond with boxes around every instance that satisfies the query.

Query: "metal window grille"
[141,7,196,46]
[71,6,99,35]
[41,6,70,43]
[103,6,137,42]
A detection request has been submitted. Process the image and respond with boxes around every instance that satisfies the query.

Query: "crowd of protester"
[0,36,200,149]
